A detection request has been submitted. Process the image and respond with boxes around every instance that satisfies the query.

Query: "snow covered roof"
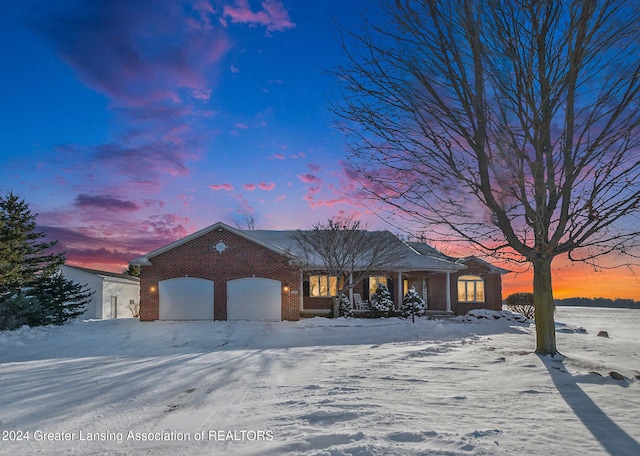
[61,264,140,282]
[129,222,297,266]
[248,229,465,272]
[408,242,510,275]
[130,221,506,273]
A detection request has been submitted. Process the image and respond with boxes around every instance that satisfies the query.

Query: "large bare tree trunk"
[533,257,557,355]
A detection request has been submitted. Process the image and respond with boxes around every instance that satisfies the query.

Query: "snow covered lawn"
[1,307,639,455]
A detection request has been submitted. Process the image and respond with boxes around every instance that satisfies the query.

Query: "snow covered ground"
[0,307,638,456]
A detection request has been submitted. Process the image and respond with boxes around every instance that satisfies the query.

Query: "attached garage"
[159,277,214,320]
[227,277,282,321]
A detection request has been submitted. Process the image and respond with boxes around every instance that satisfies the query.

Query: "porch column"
[349,273,353,304]
[397,271,402,309]
[446,271,452,313]
[422,279,428,308]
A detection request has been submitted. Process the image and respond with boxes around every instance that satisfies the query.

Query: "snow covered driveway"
[1,308,639,455]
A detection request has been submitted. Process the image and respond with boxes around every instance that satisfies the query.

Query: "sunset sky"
[1,0,638,300]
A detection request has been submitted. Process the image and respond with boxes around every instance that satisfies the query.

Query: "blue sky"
[1,0,380,268]
[1,0,638,299]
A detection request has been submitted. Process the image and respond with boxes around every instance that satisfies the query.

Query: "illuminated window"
[457,275,485,303]
[369,276,388,296]
[309,275,338,297]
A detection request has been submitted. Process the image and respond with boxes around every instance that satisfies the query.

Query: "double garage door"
[158,277,281,321]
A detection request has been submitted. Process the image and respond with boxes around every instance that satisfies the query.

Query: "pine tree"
[338,293,353,318]
[402,286,426,322]
[0,192,63,290]
[0,192,91,330]
[370,283,394,317]
[31,272,93,326]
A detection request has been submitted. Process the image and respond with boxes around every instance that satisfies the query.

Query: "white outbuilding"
[60,265,140,319]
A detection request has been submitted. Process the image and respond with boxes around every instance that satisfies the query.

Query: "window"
[309,275,338,297]
[369,276,387,296]
[457,275,485,303]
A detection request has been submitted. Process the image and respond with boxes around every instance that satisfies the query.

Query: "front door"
[404,279,428,305]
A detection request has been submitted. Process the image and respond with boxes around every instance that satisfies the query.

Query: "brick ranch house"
[130,221,507,322]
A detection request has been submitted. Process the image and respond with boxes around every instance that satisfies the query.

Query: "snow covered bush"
[338,293,353,318]
[402,286,425,321]
[370,283,394,317]
[461,309,528,323]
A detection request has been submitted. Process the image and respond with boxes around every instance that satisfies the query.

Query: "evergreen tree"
[0,192,91,330]
[31,272,92,326]
[338,293,353,318]
[402,286,426,322]
[0,292,40,330]
[0,192,63,290]
[370,283,394,317]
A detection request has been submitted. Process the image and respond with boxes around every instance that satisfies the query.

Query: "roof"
[130,221,473,273]
[408,242,510,275]
[61,264,140,282]
[455,256,511,275]
[129,222,297,266]
[249,229,465,271]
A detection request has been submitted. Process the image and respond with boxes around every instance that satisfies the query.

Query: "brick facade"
[301,265,503,316]
[135,223,504,320]
[139,227,300,321]
[451,259,503,314]
[425,261,503,314]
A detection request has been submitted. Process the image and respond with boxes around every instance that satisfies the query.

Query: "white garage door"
[159,277,214,320]
[227,277,281,321]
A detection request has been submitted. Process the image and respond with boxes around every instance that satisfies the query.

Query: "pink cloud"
[192,89,212,100]
[275,195,287,202]
[272,153,285,160]
[74,194,139,212]
[258,182,276,191]
[209,183,234,191]
[40,210,193,272]
[308,163,322,172]
[222,0,295,32]
[297,173,322,184]
[309,197,353,208]
[235,123,249,129]
[244,183,256,191]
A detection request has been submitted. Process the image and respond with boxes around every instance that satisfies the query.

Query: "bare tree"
[334,0,640,354]
[290,217,405,317]
[232,208,257,231]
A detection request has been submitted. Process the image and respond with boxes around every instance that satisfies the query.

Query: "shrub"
[0,292,40,331]
[338,293,353,318]
[370,283,394,317]
[505,292,535,320]
[402,286,426,322]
